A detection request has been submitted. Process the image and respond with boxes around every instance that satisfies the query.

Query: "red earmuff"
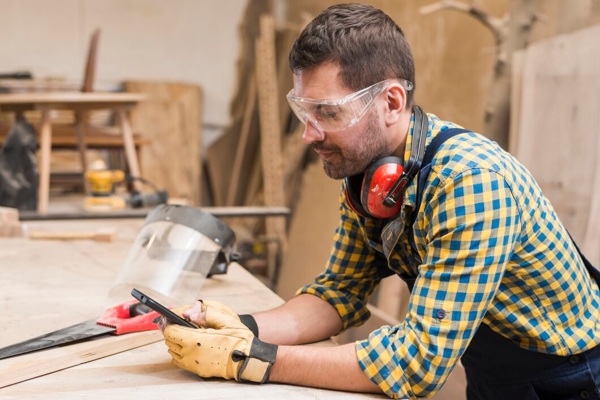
[361,157,404,219]
[345,156,404,219]
[344,105,429,220]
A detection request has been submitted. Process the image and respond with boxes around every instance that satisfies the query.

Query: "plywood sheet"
[510,24,600,265]
[124,80,203,206]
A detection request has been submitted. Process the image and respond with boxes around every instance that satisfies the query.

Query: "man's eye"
[317,106,341,121]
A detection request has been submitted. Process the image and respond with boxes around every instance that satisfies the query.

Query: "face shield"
[109,204,236,306]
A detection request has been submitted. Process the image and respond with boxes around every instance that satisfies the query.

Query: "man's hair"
[289,3,415,106]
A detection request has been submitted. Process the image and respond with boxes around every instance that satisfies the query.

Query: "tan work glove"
[164,324,277,383]
[183,300,260,336]
[162,301,259,336]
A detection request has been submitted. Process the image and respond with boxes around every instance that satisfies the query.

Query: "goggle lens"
[287,79,413,132]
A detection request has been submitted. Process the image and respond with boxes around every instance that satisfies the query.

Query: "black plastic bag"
[0,116,39,210]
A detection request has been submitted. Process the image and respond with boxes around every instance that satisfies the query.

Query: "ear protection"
[345,105,428,219]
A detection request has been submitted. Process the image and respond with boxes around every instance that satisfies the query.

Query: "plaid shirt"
[297,113,600,398]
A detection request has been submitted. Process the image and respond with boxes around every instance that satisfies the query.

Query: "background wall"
[0,0,248,132]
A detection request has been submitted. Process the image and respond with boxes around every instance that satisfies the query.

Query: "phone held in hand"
[131,288,196,328]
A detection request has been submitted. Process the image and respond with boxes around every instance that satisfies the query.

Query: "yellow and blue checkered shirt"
[297,114,600,398]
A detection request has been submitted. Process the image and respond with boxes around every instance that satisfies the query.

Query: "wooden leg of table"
[75,112,89,193]
[116,109,143,192]
[37,110,52,214]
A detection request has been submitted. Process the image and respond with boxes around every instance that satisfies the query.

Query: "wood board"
[123,80,203,206]
[510,24,600,265]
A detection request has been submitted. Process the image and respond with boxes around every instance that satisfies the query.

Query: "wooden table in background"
[0,92,145,215]
[0,219,381,399]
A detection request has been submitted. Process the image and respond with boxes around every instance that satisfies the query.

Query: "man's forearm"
[269,342,382,395]
[253,294,343,345]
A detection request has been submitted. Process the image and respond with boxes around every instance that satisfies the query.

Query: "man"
[161,4,600,399]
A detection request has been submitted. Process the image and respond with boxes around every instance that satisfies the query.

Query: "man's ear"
[383,84,407,126]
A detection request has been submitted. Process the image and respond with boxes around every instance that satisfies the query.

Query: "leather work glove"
[160,301,259,336]
[164,324,277,383]
[183,300,260,336]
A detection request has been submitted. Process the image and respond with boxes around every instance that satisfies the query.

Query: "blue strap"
[375,128,469,282]
[377,128,600,285]
[407,128,600,286]
[406,128,470,257]
[411,128,471,228]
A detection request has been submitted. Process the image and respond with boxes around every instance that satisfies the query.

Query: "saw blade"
[0,319,115,360]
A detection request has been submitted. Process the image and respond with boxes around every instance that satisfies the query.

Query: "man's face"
[291,64,391,179]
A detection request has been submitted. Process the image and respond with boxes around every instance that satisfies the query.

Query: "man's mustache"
[312,142,338,153]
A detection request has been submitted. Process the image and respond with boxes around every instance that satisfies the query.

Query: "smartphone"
[131,288,196,328]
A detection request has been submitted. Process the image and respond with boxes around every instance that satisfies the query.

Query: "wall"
[0,0,247,130]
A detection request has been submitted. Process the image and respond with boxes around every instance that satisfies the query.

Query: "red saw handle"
[96,299,161,334]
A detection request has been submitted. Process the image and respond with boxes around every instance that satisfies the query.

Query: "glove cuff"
[239,314,259,337]
[236,339,277,383]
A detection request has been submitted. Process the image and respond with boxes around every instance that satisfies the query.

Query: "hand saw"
[0,300,160,360]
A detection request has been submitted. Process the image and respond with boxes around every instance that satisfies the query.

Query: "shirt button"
[390,259,400,268]
[569,355,580,365]
[435,309,446,320]
[579,390,590,399]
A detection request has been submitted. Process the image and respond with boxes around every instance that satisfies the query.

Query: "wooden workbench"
[0,219,380,399]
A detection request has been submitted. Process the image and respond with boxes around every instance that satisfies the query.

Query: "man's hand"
[184,300,244,329]
[173,300,259,336]
[164,324,277,383]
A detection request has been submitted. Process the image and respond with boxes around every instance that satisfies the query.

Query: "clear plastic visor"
[286,79,413,132]
[108,205,236,307]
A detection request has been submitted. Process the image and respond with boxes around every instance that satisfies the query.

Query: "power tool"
[84,168,126,212]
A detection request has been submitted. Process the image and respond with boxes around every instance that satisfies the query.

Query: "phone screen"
[131,288,196,328]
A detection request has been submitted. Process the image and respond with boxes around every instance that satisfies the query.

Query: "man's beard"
[318,111,388,179]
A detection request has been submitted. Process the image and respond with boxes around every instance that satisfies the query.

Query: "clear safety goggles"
[286,78,413,132]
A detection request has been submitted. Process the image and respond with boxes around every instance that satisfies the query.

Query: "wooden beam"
[255,13,287,284]
[226,75,257,206]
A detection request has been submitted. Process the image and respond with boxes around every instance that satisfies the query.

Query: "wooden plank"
[28,228,116,241]
[508,49,524,155]
[0,331,163,389]
[204,0,269,207]
[0,92,145,108]
[37,110,52,214]
[583,126,600,263]
[123,81,203,206]
[0,206,22,237]
[226,75,257,206]
[255,13,287,284]
[511,24,600,265]
[0,124,148,147]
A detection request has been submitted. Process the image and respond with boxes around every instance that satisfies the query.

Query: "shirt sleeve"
[356,168,521,398]
[296,188,389,329]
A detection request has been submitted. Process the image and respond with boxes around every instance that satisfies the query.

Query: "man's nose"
[302,121,326,144]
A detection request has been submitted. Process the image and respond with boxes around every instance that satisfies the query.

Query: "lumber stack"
[204,1,310,287]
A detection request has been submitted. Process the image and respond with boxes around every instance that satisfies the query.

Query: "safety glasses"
[286,78,413,132]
